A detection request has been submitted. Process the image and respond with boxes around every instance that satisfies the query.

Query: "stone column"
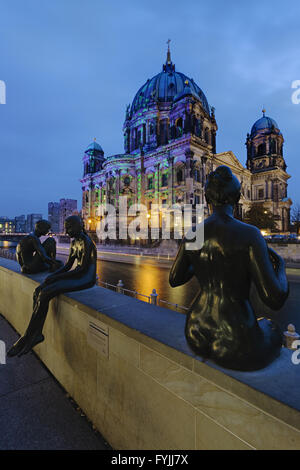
[201,156,209,211]
[154,163,160,206]
[167,154,174,206]
[88,180,93,218]
[185,149,194,204]
[116,169,121,211]
[136,169,141,205]
[265,179,270,200]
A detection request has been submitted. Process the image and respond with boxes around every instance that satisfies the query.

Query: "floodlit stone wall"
[270,243,300,262]
[0,258,300,450]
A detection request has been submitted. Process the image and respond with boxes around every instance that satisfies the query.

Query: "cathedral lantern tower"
[83,139,105,177]
[81,139,105,232]
[246,110,292,231]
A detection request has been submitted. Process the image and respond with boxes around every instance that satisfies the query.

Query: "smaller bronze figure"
[170,165,289,371]
[16,219,63,274]
[8,216,97,357]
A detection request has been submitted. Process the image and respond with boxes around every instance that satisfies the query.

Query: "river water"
[1,242,299,330]
[0,241,198,310]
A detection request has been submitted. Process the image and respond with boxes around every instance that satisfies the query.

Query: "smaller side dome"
[83,139,105,177]
[250,110,280,137]
[85,139,104,154]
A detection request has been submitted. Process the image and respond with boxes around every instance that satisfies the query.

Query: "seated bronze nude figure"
[16,219,63,274]
[8,216,97,357]
[170,165,289,371]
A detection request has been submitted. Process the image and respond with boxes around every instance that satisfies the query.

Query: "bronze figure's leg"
[8,215,97,358]
[7,276,95,357]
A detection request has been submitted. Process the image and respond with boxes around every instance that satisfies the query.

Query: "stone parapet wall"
[269,243,300,262]
[0,258,300,450]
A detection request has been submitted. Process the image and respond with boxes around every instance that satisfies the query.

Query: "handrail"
[0,250,188,313]
[97,278,188,312]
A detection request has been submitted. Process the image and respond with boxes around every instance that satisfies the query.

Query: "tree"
[291,203,300,234]
[244,204,277,231]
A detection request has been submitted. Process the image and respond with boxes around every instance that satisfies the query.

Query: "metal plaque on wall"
[87,318,109,358]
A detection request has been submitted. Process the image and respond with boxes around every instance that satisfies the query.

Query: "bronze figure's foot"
[21,265,30,274]
[7,333,45,358]
[7,336,28,357]
[17,333,45,357]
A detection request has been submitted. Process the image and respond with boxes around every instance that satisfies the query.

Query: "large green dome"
[131,53,210,115]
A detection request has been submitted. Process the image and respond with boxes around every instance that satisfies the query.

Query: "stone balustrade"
[0,257,300,450]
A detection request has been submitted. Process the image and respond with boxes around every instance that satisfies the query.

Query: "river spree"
[0,241,198,310]
[1,241,299,330]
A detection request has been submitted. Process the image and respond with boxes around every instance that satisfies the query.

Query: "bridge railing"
[0,248,16,260]
[0,250,189,314]
[97,278,188,313]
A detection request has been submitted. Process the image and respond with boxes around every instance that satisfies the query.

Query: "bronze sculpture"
[8,216,97,357]
[16,219,63,274]
[170,165,289,371]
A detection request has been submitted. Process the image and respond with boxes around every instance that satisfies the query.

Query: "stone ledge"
[0,257,299,449]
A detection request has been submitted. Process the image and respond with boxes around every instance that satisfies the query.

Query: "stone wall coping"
[1,256,299,431]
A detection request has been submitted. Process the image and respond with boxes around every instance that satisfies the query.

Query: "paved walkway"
[0,315,111,450]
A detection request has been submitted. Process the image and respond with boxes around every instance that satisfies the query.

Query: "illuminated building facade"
[0,218,15,234]
[81,46,292,240]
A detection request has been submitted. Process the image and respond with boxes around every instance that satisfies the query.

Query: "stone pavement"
[0,314,111,450]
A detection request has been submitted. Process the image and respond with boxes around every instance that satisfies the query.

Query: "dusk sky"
[1,0,300,218]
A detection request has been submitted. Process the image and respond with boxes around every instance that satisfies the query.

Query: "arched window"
[137,129,142,148]
[134,128,138,149]
[194,169,200,182]
[194,119,201,137]
[177,169,183,184]
[204,128,210,144]
[270,139,277,154]
[257,143,266,156]
[175,118,183,138]
[148,177,153,190]
[161,173,168,187]
[159,120,168,145]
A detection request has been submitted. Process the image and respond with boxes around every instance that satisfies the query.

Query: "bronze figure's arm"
[169,240,194,287]
[31,236,54,266]
[249,228,289,310]
[42,245,76,285]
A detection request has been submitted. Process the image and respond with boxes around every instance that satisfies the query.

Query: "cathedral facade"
[81,47,292,240]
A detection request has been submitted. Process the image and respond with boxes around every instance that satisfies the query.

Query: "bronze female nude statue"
[8,215,97,357]
[16,219,63,274]
[170,165,289,371]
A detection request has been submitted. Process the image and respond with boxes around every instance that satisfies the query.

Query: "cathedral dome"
[250,111,279,137]
[130,48,210,115]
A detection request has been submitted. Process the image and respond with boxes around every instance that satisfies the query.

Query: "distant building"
[0,218,15,233]
[59,199,77,232]
[26,214,42,233]
[48,202,60,233]
[14,215,26,233]
[0,218,7,233]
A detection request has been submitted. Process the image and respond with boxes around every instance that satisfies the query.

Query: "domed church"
[81,44,292,238]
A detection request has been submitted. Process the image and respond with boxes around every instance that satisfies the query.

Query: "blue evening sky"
[0,0,299,218]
